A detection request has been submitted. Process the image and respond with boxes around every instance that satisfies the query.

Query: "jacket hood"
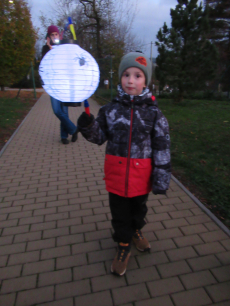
[113,84,158,106]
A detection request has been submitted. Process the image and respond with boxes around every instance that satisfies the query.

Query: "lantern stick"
[84,99,90,116]
[68,17,77,40]
[67,17,91,115]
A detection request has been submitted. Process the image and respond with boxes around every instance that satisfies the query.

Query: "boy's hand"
[152,188,166,195]
[77,112,94,128]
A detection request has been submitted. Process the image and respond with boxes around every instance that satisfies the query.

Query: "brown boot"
[111,243,131,276]
[132,229,151,252]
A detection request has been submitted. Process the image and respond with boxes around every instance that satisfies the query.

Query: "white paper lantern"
[39,44,100,102]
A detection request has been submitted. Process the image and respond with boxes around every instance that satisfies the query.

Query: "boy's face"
[50,32,59,43]
[121,67,146,96]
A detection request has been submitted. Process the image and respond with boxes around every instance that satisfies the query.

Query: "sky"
[28,0,179,58]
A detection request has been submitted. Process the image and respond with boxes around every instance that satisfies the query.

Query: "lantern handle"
[84,99,90,116]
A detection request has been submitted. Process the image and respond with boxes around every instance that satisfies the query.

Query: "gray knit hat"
[118,51,152,85]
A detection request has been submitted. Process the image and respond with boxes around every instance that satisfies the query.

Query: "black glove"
[152,188,166,195]
[77,112,94,128]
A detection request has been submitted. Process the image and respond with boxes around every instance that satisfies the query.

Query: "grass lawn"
[158,98,230,225]
[95,90,230,226]
[0,90,43,151]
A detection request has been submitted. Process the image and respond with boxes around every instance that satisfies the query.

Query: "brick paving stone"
[74,291,113,306]
[85,229,111,241]
[23,259,55,275]
[38,269,72,286]
[157,260,192,278]
[83,214,107,224]
[211,265,230,282]
[88,248,116,264]
[14,231,41,243]
[100,238,117,249]
[1,275,37,293]
[153,205,177,213]
[16,286,54,306]
[91,274,126,292]
[0,243,25,256]
[180,270,217,289]
[56,254,87,269]
[187,255,221,271]
[172,287,212,306]
[155,228,183,240]
[180,224,208,235]
[45,212,68,222]
[162,218,189,228]
[136,251,169,268]
[135,296,174,306]
[0,235,13,246]
[0,219,18,229]
[174,202,197,210]
[27,238,55,251]
[0,293,16,306]
[57,217,81,228]
[57,233,84,246]
[112,283,150,305]
[19,216,43,225]
[22,203,45,211]
[41,246,70,260]
[30,221,56,232]
[147,277,184,297]
[9,211,32,220]
[142,222,165,232]
[159,197,182,205]
[0,206,21,214]
[71,223,96,234]
[204,222,221,231]
[146,212,171,222]
[147,239,177,252]
[0,255,7,267]
[72,240,100,254]
[199,230,229,243]
[194,241,226,256]
[169,210,194,219]
[33,207,57,216]
[216,251,230,265]
[185,214,212,225]
[73,262,106,280]
[126,266,160,285]
[173,234,204,247]
[8,250,39,265]
[166,246,198,261]
[47,200,68,208]
[55,279,91,299]
[43,227,69,239]
[97,221,112,230]
[220,239,230,250]
[0,265,22,281]
[37,298,74,306]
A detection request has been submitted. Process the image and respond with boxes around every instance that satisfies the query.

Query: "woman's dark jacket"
[80,87,171,197]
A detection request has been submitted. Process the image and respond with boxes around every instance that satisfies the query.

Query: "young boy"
[77,51,171,276]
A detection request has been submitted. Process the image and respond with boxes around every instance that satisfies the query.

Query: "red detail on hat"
[151,96,156,101]
[135,56,147,67]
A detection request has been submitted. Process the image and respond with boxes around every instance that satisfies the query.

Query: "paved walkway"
[0,93,230,306]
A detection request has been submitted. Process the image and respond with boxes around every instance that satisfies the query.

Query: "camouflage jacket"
[80,86,171,197]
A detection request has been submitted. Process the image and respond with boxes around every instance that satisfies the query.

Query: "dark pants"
[109,192,149,244]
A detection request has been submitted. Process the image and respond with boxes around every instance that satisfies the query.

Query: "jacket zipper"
[125,102,134,197]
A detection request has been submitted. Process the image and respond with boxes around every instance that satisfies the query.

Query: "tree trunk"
[1,86,5,91]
